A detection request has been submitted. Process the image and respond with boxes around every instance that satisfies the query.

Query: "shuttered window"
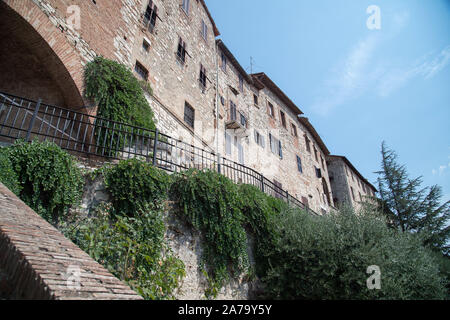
[297,155,303,173]
[144,0,158,32]
[184,102,195,128]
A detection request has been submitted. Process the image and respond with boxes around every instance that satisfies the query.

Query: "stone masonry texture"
[0,0,376,214]
[0,182,142,300]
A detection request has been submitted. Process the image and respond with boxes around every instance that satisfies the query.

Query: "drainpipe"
[214,41,220,155]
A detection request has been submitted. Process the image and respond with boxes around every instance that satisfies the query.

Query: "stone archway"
[0,0,85,108]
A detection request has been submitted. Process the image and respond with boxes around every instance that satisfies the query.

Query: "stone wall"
[74,163,257,300]
[327,156,376,211]
[0,182,142,300]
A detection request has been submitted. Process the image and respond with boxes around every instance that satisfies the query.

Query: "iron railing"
[0,91,318,215]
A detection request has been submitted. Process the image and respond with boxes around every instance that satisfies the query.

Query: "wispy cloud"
[432,154,450,176]
[311,34,381,115]
[378,45,450,97]
[311,9,450,116]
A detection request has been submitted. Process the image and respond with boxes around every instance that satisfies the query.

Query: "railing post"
[217,153,221,174]
[286,190,290,206]
[26,99,41,142]
[152,128,159,166]
[260,174,265,193]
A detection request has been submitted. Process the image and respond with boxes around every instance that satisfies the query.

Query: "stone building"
[326,155,377,211]
[0,0,375,214]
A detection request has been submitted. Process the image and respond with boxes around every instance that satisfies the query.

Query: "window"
[199,64,207,91]
[291,123,298,137]
[350,187,355,201]
[239,74,244,93]
[229,100,237,121]
[225,132,232,155]
[221,52,227,72]
[269,133,282,159]
[296,155,303,173]
[220,96,225,106]
[280,110,286,128]
[184,102,195,128]
[142,39,150,53]
[268,101,274,118]
[313,146,318,162]
[254,130,265,148]
[253,94,258,106]
[176,38,187,64]
[201,19,208,41]
[239,112,247,128]
[305,134,311,153]
[134,61,148,81]
[181,0,190,15]
[238,142,244,164]
[320,155,325,169]
[143,0,158,32]
[315,167,322,178]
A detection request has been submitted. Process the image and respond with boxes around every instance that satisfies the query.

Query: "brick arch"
[0,0,85,108]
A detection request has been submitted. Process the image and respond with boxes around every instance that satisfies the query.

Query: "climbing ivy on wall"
[84,56,156,156]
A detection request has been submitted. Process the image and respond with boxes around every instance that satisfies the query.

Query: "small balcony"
[225,104,249,137]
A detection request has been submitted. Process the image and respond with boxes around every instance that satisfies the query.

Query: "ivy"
[171,169,250,298]
[61,203,185,300]
[84,56,156,156]
[5,140,83,223]
[0,147,21,195]
[104,158,172,216]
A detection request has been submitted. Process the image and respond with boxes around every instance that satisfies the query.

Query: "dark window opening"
[142,39,150,53]
[305,134,311,153]
[297,155,303,173]
[280,110,286,128]
[134,61,149,81]
[229,100,237,121]
[239,74,244,93]
[268,102,274,118]
[315,167,322,178]
[221,52,227,72]
[199,64,207,91]
[184,102,195,128]
[177,38,187,64]
[239,112,247,128]
[253,94,258,106]
[291,123,298,137]
[144,1,158,33]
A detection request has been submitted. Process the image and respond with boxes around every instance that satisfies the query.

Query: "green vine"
[4,140,83,223]
[171,169,250,298]
[84,56,156,157]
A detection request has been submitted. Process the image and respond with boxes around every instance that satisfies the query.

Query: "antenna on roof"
[250,56,253,75]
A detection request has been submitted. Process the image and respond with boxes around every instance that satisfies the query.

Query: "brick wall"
[0,182,142,300]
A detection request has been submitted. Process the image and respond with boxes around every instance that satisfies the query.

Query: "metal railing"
[0,91,318,215]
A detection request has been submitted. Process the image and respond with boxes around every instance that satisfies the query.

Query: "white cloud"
[377,45,450,97]
[311,34,380,115]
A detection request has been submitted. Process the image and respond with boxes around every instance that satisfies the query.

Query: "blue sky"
[207,0,450,203]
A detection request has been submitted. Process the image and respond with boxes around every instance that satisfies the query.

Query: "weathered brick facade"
[0,183,142,300]
[0,0,375,214]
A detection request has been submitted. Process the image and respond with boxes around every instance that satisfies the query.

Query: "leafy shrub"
[0,147,21,195]
[84,57,156,156]
[104,158,171,216]
[6,140,83,222]
[171,169,250,297]
[261,207,447,300]
[61,203,185,300]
